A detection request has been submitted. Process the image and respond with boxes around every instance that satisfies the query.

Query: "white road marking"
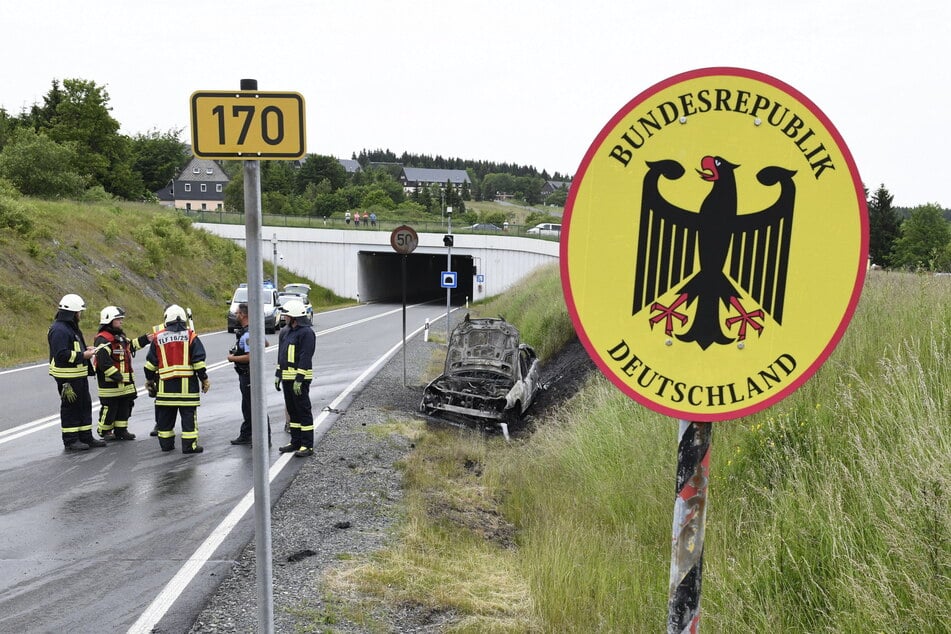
[127,317,440,633]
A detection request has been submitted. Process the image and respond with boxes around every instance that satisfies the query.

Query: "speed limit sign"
[390,225,419,254]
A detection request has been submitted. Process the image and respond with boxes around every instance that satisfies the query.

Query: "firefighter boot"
[113,428,136,441]
[82,436,107,448]
[182,440,204,454]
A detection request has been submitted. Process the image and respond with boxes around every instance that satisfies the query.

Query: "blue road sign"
[441,271,458,288]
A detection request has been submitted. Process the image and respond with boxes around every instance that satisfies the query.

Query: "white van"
[526,222,562,237]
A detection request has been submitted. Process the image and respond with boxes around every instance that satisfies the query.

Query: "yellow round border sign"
[562,67,868,421]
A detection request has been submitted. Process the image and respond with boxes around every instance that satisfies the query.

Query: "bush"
[0,195,34,236]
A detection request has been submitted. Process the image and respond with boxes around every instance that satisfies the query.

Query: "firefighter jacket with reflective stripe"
[94,328,150,398]
[48,311,93,380]
[144,323,208,407]
[278,321,315,381]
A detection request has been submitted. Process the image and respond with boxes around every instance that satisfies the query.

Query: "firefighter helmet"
[59,294,86,312]
[99,305,125,325]
[280,299,308,318]
[164,304,188,324]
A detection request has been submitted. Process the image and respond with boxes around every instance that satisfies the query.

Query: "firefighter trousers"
[98,395,135,435]
[155,405,199,452]
[56,378,93,446]
[282,380,313,449]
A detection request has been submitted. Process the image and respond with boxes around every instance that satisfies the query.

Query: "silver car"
[420,315,541,429]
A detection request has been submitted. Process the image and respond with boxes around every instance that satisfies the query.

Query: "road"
[0,301,454,633]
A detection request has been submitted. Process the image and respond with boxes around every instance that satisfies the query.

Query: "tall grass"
[322,270,949,632]
[500,270,950,632]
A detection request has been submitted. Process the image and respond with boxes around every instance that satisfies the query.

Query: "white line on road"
[127,317,440,634]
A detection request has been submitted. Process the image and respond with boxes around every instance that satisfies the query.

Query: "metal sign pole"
[667,420,711,633]
[446,208,452,340]
[402,253,407,387]
[272,233,278,289]
[241,78,274,634]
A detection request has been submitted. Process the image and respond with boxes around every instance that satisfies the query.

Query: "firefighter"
[93,306,154,440]
[144,304,210,454]
[48,293,106,451]
[276,298,316,457]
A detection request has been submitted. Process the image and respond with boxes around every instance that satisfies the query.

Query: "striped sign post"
[667,420,712,633]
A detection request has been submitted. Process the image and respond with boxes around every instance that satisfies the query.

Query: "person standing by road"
[93,306,154,441]
[48,293,106,451]
[144,304,210,454]
[276,299,316,457]
[227,303,271,446]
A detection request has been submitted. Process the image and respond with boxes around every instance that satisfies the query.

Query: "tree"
[890,203,951,271]
[44,78,142,198]
[867,184,901,267]
[130,129,190,194]
[294,155,347,194]
[0,128,87,198]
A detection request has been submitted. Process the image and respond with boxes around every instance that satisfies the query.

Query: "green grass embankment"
[323,266,950,633]
[0,193,346,366]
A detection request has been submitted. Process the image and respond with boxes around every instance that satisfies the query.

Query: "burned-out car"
[420,315,541,429]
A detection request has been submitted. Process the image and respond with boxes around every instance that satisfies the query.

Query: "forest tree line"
[0,78,949,270]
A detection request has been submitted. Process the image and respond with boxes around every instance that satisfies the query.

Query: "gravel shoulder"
[189,327,594,633]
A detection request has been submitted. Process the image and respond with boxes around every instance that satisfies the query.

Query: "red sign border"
[560,67,869,422]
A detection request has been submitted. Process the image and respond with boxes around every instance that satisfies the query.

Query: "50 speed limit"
[390,225,419,254]
[190,91,306,160]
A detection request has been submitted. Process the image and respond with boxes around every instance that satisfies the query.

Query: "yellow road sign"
[562,67,868,422]
[190,91,305,159]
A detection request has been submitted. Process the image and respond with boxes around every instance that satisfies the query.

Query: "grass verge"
[319,270,949,632]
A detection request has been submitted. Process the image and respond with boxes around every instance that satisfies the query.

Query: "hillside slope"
[0,193,343,366]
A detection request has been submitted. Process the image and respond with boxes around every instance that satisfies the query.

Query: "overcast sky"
[4,1,947,207]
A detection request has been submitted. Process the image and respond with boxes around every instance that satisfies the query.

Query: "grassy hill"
[0,191,346,367]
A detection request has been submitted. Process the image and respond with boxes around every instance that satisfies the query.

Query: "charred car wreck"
[420,315,541,437]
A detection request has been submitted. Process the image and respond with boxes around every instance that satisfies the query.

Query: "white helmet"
[164,304,188,324]
[281,299,308,318]
[99,305,125,325]
[59,294,86,312]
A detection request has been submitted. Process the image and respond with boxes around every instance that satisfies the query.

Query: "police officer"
[144,305,210,454]
[276,299,316,457]
[93,306,153,440]
[48,293,106,451]
[227,303,271,446]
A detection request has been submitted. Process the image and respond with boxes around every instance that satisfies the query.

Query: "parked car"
[419,315,541,430]
[276,292,313,327]
[469,223,502,232]
[526,222,561,237]
[227,283,281,333]
[283,283,311,296]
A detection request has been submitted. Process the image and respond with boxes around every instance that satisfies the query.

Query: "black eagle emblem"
[632,156,797,350]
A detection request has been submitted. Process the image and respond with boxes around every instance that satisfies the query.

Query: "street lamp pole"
[446,205,452,340]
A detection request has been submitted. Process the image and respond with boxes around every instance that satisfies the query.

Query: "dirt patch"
[511,337,597,436]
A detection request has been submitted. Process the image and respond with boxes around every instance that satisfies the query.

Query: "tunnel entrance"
[357,251,475,303]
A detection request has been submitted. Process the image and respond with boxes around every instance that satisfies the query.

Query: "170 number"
[211,105,285,146]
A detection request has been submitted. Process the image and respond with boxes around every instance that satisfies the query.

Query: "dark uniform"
[276,303,316,457]
[229,321,272,445]
[144,306,209,454]
[94,310,151,440]
[48,295,105,450]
